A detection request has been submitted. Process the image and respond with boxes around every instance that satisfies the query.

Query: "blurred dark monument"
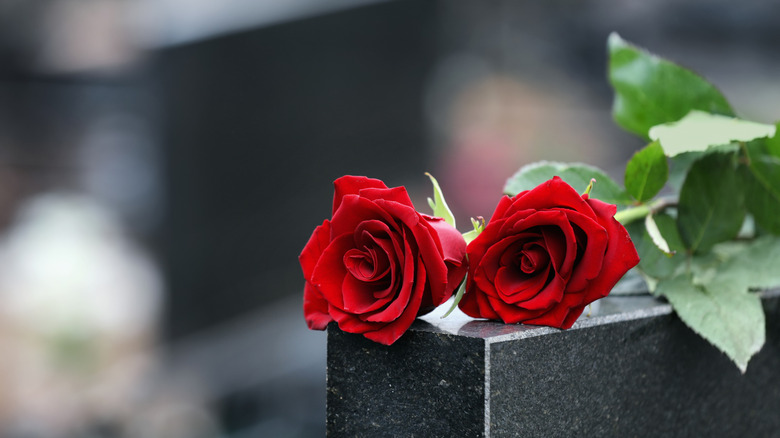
[156,0,438,341]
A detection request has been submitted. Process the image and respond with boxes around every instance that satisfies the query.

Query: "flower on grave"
[300,176,467,345]
[458,176,640,328]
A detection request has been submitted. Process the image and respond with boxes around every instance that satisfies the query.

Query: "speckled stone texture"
[327,291,780,437]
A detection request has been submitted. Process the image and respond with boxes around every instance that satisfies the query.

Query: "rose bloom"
[300,176,467,345]
[459,176,639,328]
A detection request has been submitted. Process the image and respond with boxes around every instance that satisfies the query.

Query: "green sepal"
[462,217,485,245]
[441,277,467,319]
[425,172,456,228]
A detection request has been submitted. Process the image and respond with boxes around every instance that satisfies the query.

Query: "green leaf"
[667,151,704,193]
[648,111,776,157]
[765,122,780,158]
[625,141,668,202]
[740,143,780,234]
[713,235,780,290]
[608,33,734,139]
[653,212,686,253]
[504,161,633,205]
[425,172,456,228]
[677,153,745,253]
[656,274,764,373]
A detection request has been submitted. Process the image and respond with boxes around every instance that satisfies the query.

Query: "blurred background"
[0,0,778,436]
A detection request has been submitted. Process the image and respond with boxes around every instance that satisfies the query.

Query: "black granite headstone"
[327,290,780,437]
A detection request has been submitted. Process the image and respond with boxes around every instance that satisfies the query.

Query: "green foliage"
[608,33,734,139]
[625,213,685,292]
[605,33,780,373]
[625,141,668,202]
[656,275,764,374]
[462,217,485,245]
[653,236,780,373]
[649,111,776,156]
[644,214,672,255]
[766,123,780,157]
[720,236,780,289]
[441,278,467,319]
[740,142,780,234]
[666,151,704,193]
[677,153,745,253]
[504,161,633,205]
[653,212,686,253]
[425,172,456,228]
[439,33,779,373]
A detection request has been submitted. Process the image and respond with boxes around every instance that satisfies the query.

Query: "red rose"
[459,176,639,328]
[300,176,468,345]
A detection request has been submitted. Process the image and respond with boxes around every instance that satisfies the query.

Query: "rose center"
[518,244,549,274]
[344,247,389,282]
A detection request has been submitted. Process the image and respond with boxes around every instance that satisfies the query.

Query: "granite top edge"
[413,288,780,343]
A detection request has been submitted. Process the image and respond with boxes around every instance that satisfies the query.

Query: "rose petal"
[332,175,387,214]
[303,281,332,330]
[329,305,374,334]
[460,276,501,320]
[359,186,414,208]
[504,176,595,219]
[362,227,418,322]
[330,195,397,238]
[472,263,500,298]
[485,293,547,324]
[488,195,517,223]
[379,200,451,305]
[524,291,586,328]
[518,271,566,310]
[561,305,586,329]
[341,273,392,314]
[580,197,640,302]
[477,233,538,284]
[362,262,427,345]
[422,215,467,267]
[493,264,549,303]
[310,233,355,308]
[501,210,577,278]
[561,210,609,292]
[299,220,331,281]
[353,221,402,299]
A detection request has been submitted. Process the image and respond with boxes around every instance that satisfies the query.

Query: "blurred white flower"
[0,193,161,338]
[0,193,164,436]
